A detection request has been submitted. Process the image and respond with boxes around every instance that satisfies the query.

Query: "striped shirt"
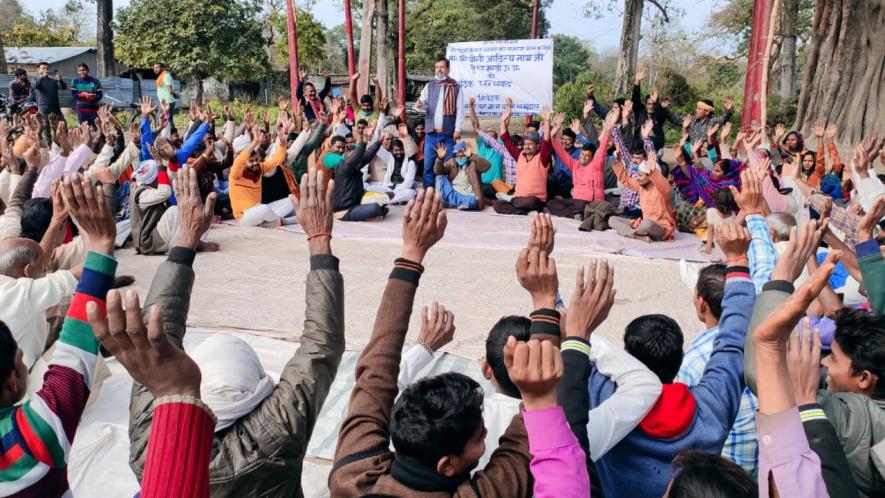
[610,126,641,209]
[746,214,777,294]
[477,131,517,184]
[0,251,116,497]
[676,326,760,476]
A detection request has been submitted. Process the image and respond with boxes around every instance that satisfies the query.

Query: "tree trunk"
[615,0,643,93]
[375,0,390,101]
[357,0,376,97]
[96,0,115,77]
[796,0,885,145]
[779,0,797,100]
[0,35,6,74]
[195,77,204,106]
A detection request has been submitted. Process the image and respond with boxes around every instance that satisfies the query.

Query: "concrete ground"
[114,209,709,357]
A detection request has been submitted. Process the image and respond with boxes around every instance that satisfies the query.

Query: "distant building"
[3,47,123,77]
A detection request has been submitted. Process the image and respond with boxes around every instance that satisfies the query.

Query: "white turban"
[133,160,159,185]
[190,334,275,431]
[233,135,252,155]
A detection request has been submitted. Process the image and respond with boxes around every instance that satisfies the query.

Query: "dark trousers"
[547,198,587,219]
[77,110,98,129]
[340,203,387,222]
[492,196,545,215]
[422,132,454,188]
[39,108,62,144]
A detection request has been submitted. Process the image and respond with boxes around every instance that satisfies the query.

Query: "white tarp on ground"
[69,329,491,498]
[447,39,554,116]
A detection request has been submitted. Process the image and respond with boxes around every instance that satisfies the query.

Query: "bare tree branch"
[645,0,670,22]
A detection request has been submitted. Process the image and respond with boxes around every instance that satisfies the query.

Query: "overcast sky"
[26,0,720,52]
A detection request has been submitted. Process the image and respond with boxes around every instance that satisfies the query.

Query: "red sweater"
[140,396,215,498]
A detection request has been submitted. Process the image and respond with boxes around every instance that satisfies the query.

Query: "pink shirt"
[525,406,590,498]
[551,131,611,202]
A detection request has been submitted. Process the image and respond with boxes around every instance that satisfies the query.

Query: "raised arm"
[126,165,216,477]
[752,251,836,498]
[330,190,448,489]
[855,197,885,313]
[17,173,117,476]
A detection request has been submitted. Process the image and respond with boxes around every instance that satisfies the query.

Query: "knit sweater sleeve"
[139,396,216,498]
[15,251,116,470]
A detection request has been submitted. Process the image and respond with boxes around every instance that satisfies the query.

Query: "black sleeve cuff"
[168,247,196,267]
[763,280,795,294]
[390,258,424,285]
[310,254,340,271]
[529,308,561,337]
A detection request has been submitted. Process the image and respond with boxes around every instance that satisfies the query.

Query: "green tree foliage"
[268,8,328,71]
[403,0,551,73]
[1,0,89,47]
[553,34,591,89]
[114,0,269,83]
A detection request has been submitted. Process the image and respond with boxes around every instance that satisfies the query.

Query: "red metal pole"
[741,0,773,130]
[397,0,406,108]
[344,0,356,76]
[286,0,300,109]
[530,0,539,39]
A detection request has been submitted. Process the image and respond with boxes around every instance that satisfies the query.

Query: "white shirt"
[0,270,77,369]
[397,344,520,470]
[419,79,466,134]
[398,337,663,465]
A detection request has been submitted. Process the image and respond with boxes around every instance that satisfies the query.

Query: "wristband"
[307,231,332,241]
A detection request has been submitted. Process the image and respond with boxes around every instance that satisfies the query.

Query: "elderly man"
[416,58,466,188]
[0,237,76,375]
[433,141,489,210]
[493,102,553,215]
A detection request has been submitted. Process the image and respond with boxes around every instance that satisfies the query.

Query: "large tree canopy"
[115,0,269,97]
[402,0,551,73]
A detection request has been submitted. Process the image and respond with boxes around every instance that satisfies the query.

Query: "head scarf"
[233,135,252,155]
[133,160,159,185]
[696,100,715,113]
[190,334,276,432]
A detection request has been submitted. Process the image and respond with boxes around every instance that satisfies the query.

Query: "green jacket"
[745,281,885,498]
[128,249,345,498]
[856,240,884,314]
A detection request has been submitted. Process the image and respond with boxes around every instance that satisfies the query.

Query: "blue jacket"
[139,116,209,165]
[587,271,755,498]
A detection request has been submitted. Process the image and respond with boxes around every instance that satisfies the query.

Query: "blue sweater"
[587,270,755,498]
[139,116,209,165]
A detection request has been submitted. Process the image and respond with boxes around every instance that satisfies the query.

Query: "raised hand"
[539,105,552,122]
[729,168,768,216]
[291,168,334,253]
[720,121,732,142]
[723,96,735,110]
[661,96,670,108]
[527,213,555,255]
[87,290,201,399]
[852,143,870,178]
[788,321,823,405]
[586,84,596,95]
[503,337,563,410]
[418,302,456,352]
[813,120,825,138]
[649,89,659,103]
[856,196,885,243]
[224,105,234,121]
[707,122,720,140]
[634,67,647,84]
[402,187,447,263]
[771,219,827,283]
[714,222,751,263]
[23,142,42,168]
[50,181,68,222]
[682,114,691,130]
[570,118,582,134]
[139,96,156,118]
[826,123,838,140]
[321,69,329,78]
[583,100,593,118]
[565,258,616,340]
[435,142,447,159]
[201,103,217,124]
[754,251,839,349]
[516,247,558,310]
[622,100,633,119]
[774,123,786,142]
[60,173,115,254]
[172,165,216,250]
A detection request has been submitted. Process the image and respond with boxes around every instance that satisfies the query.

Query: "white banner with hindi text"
[446,39,554,117]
